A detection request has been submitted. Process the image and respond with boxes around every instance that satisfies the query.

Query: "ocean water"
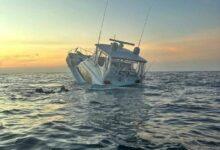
[0,72,219,150]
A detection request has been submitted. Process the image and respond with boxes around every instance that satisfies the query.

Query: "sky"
[0,0,220,72]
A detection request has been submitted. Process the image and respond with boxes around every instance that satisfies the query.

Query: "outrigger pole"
[138,7,152,48]
[97,0,109,45]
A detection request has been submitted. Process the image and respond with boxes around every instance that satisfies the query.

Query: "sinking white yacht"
[66,0,151,87]
[66,39,147,86]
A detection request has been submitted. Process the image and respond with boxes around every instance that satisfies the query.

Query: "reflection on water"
[0,72,220,149]
[0,99,65,133]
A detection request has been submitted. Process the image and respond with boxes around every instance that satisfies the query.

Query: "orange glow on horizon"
[0,39,95,68]
[0,30,219,70]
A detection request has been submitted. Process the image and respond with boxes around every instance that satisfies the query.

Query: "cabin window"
[132,62,139,72]
[98,52,107,67]
[139,62,146,76]
[111,58,146,77]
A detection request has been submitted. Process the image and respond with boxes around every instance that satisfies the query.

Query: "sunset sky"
[0,0,220,71]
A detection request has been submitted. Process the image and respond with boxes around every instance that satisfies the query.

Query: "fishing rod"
[138,6,152,48]
[97,0,109,45]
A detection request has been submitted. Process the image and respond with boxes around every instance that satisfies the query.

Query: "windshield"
[111,59,145,76]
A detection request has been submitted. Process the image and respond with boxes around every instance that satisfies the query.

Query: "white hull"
[66,53,86,84]
[67,54,143,86]
[67,53,104,85]
[67,42,147,87]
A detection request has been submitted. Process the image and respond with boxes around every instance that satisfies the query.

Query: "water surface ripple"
[0,72,219,149]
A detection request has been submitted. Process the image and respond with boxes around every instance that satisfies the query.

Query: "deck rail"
[69,47,95,57]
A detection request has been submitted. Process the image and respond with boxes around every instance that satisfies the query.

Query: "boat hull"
[66,53,86,84]
[67,53,144,87]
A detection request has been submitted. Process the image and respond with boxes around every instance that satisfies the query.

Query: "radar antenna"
[138,7,152,47]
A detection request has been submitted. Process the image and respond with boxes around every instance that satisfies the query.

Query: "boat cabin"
[67,39,147,86]
[93,39,147,84]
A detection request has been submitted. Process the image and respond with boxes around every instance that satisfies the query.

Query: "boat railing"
[69,47,95,57]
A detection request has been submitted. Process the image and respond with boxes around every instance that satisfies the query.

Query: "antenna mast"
[97,0,109,45]
[138,7,152,47]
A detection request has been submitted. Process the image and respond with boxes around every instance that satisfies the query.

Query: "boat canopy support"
[109,39,135,47]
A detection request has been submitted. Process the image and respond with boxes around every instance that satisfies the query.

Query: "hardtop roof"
[96,44,147,63]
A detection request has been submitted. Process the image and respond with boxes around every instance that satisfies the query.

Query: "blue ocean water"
[0,72,219,150]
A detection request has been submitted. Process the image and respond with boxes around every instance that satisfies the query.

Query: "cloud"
[2,54,39,62]
[1,40,72,46]
[140,29,220,70]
